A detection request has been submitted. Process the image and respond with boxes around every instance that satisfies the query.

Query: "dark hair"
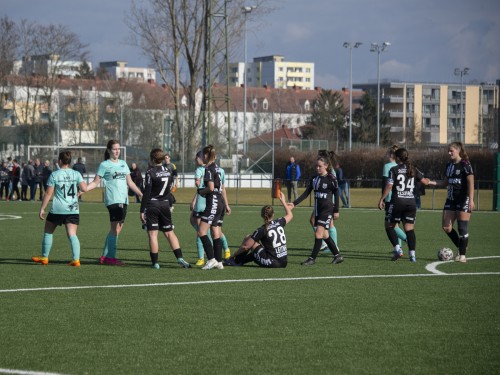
[261,205,274,231]
[317,150,337,170]
[150,148,164,165]
[449,142,469,161]
[394,148,414,177]
[316,155,333,173]
[195,150,204,161]
[59,150,72,166]
[387,144,399,159]
[202,144,216,165]
[104,139,120,160]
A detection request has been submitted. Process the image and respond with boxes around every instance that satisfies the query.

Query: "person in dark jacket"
[285,156,301,202]
[129,162,143,203]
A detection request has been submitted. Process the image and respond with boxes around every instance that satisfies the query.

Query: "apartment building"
[16,54,92,79]
[225,55,315,90]
[99,61,156,83]
[353,80,499,146]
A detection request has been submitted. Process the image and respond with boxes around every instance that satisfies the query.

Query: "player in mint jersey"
[190,150,231,267]
[382,145,407,248]
[86,140,143,266]
[32,151,88,267]
[379,148,436,262]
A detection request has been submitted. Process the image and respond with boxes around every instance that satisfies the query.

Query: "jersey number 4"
[396,175,414,192]
[61,183,76,198]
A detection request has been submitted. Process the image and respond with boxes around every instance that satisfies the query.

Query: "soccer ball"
[437,247,454,261]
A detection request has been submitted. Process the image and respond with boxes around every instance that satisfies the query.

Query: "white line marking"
[0,214,22,221]
[0,368,68,375]
[425,255,500,275]
[1,272,500,294]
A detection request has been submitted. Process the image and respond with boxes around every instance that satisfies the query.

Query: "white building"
[99,61,156,83]
[225,55,315,90]
[16,54,92,79]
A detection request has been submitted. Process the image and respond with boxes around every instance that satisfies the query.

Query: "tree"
[309,89,347,149]
[352,92,390,145]
[125,0,273,160]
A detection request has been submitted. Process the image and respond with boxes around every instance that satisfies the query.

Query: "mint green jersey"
[383,161,397,202]
[97,159,130,206]
[194,165,206,212]
[48,168,83,214]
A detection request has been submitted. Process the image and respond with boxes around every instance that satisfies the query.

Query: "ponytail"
[395,148,414,177]
[261,205,274,231]
[202,144,216,165]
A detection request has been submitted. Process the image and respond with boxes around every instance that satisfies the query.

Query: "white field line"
[425,255,500,275]
[1,271,499,294]
[0,368,68,375]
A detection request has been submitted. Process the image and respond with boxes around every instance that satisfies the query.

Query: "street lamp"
[242,5,256,154]
[343,42,362,151]
[454,67,469,143]
[370,42,390,147]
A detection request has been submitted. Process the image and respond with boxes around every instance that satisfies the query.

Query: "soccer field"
[0,201,499,375]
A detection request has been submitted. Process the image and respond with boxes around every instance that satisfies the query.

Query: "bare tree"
[126,0,273,160]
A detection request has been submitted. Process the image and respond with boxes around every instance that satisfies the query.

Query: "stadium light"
[343,42,362,151]
[242,5,256,154]
[370,42,391,147]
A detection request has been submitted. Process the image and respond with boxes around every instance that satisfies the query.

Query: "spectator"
[42,160,52,193]
[73,157,86,178]
[335,163,350,208]
[34,159,44,200]
[21,162,29,201]
[0,161,9,200]
[129,162,143,203]
[285,156,301,202]
[8,159,21,201]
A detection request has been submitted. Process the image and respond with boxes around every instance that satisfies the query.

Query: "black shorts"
[107,203,128,223]
[47,213,80,226]
[201,193,224,227]
[252,246,287,268]
[314,211,332,229]
[144,201,173,232]
[193,211,203,219]
[385,203,416,224]
[444,197,471,213]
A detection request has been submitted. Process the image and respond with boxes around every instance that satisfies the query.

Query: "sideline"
[0,368,68,375]
[425,255,500,275]
[1,271,500,294]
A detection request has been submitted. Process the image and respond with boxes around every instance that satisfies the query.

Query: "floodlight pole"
[242,5,256,155]
[343,42,362,151]
[370,42,390,147]
[454,67,469,143]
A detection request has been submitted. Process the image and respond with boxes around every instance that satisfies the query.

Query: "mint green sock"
[196,237,205,259]
[69,235,80,260]
[102,234,109,257]
[221,234,229,251]
[42,233,53,257]
[329,226,338,246]
[395,226,407,246]
[106,234,118,259]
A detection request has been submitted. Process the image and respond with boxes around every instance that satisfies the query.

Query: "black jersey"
[387,163,424,206]
[445,160,473,201]
[293,173,339,214]
[203,162,222,194]
[140,165,173,213]
[251,217,288,260]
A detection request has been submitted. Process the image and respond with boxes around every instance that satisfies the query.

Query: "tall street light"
[242,5,256,155]
[343,42,362,151]
[370,42,390,147]
[454,67,469,143]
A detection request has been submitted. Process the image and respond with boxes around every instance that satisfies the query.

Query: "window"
[263,99,268,110]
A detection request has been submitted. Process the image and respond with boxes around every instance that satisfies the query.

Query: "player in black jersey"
[440,142,475,263]
[197,145,231,270]
[378,148,436,262]
[140,149,190,269]
[290,154,343,265]
[224,192,293,268]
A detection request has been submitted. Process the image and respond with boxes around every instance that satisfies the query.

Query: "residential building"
[225,55,315,90]
[353,80,499,146]
[16,54,92,79]
[99,61,156,83]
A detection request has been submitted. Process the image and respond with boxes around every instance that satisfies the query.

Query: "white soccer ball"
[437,247,454,261]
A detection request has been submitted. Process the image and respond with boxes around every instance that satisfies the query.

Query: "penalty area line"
[1,272,500,294]
[0,368,69,375]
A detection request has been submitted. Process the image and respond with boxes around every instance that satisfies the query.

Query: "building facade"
[225,55,315,90]
[353,80,499,146]
[99,61,156,83]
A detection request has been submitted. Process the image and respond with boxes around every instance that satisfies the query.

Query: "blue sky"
[2,0,499,89]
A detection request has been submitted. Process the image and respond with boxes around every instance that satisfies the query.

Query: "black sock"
[324,236,340,256]
[200,235,214,259]
[405,230,416,251]
[310,238,323,259]
[173,248,182,259]
[235,250,254,265]
[458,237,469,256]
[385,227,399,247]
[446,229,460,247]
[150,252,158,265]
[213,238,222,262]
